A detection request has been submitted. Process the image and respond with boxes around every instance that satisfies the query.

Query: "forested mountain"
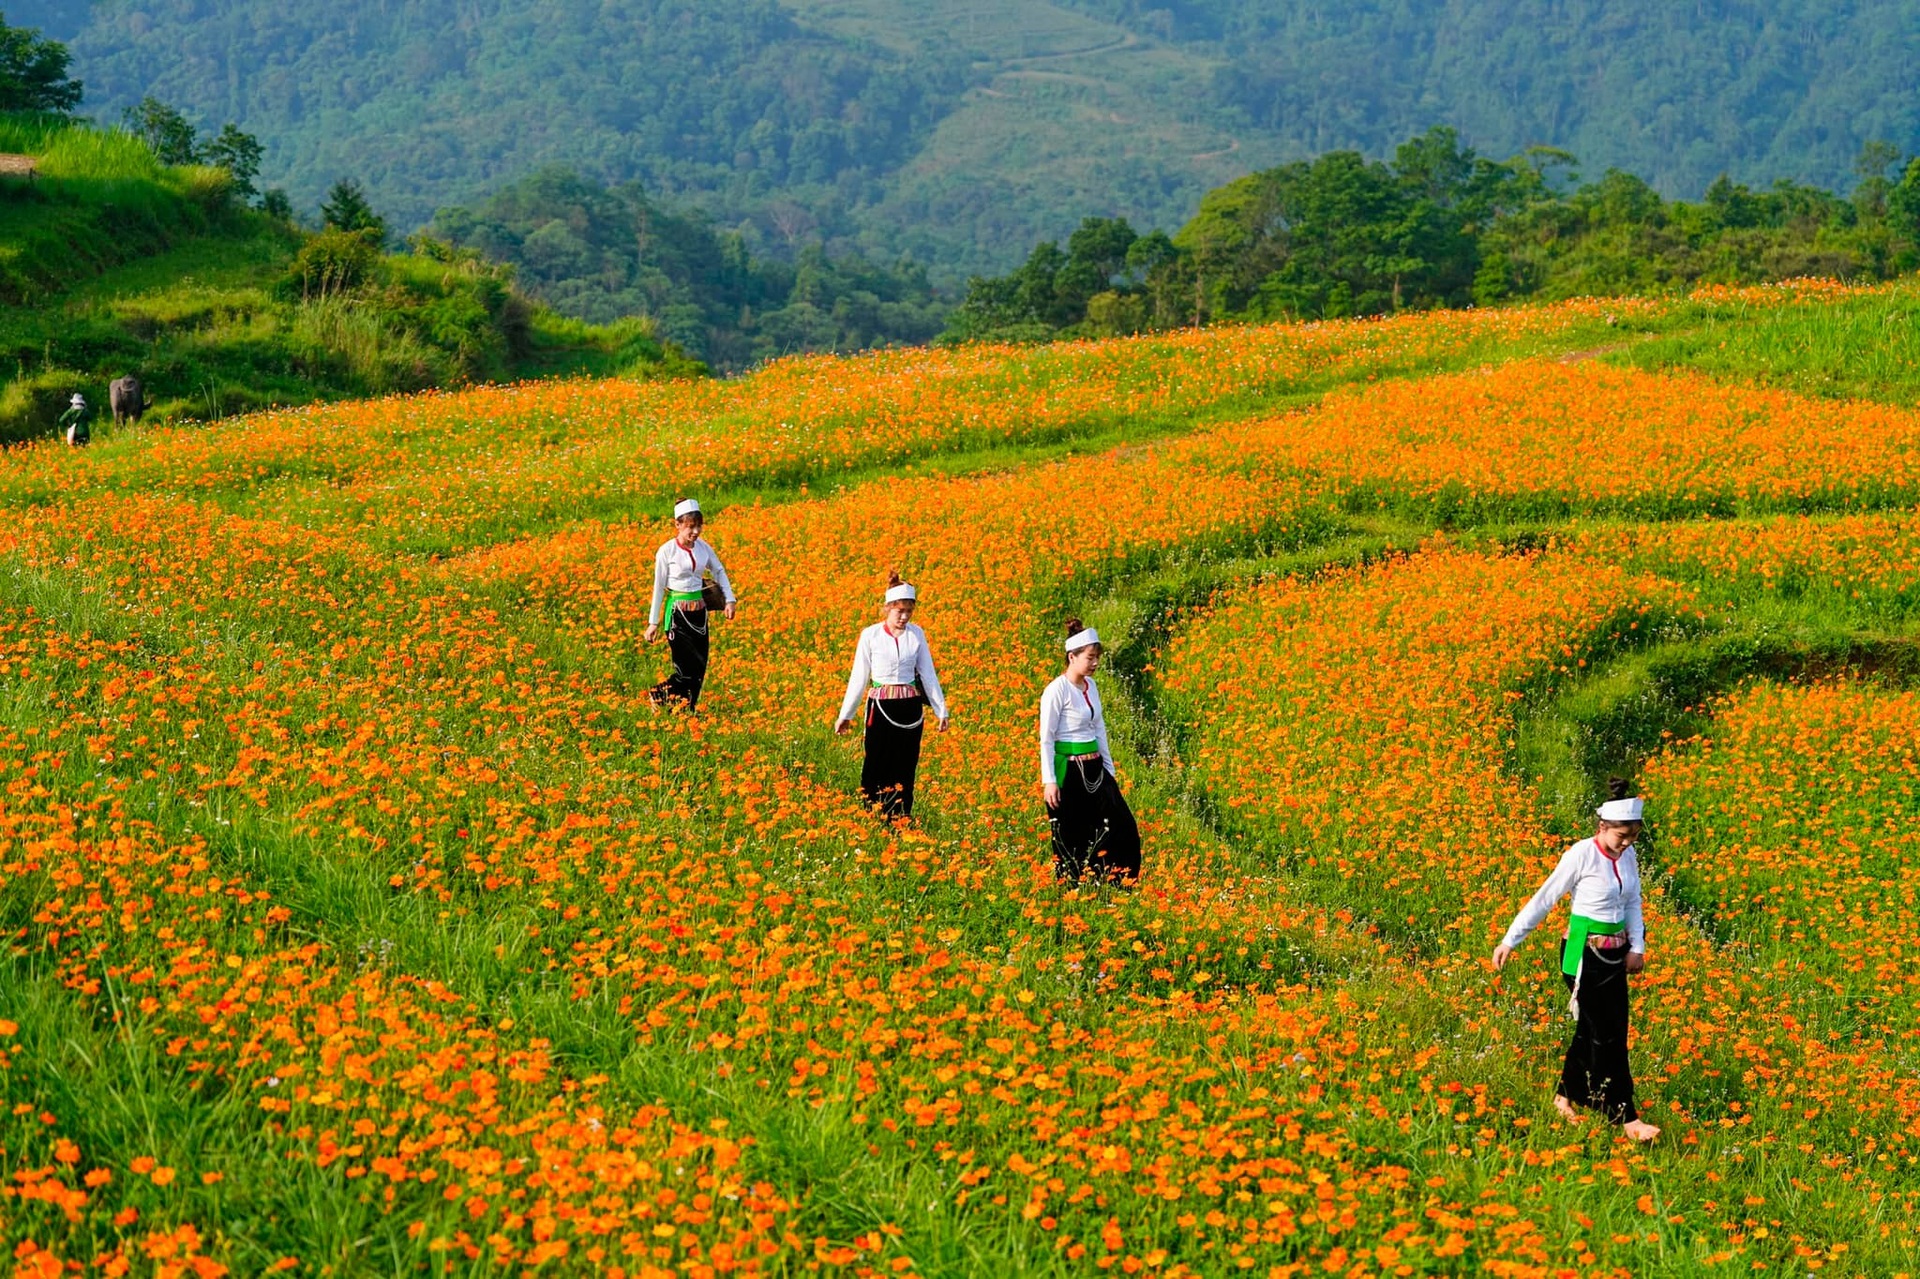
[430,168,947,368]
[15,0,1920,278]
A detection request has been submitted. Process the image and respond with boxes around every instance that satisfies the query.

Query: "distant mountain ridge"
[16,0,1920,277]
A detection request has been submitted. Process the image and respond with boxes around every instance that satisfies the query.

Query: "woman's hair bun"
[1606,776,1635,801]
[886,569,903,588]
[1064,617,1084,637]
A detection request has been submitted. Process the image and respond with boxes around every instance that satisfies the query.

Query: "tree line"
[942,127,1920,343]
[430,168,947,371]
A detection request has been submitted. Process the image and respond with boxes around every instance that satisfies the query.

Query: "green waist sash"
[666,589,705,608]
[1563,915,1626,975]
[1053,739,1101,784]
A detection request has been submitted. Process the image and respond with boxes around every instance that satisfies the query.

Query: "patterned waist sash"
[1563,915,1627,975]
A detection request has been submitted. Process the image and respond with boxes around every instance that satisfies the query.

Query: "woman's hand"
[724,601,737,621]
[643,624,660,643]
[936,717,950,733]
[1043,783,1061,810]
[833,717,850,735]
[1626,950,1647,974]
[1491,944,1515,971]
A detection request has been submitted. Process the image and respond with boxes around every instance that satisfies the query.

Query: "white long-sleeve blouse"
[836,622,949,724]
[1500,837,1646,953]
[1037,673,1114,785]
[648,537,735,626]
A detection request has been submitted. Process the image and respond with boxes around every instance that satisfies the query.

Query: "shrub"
[284,228,381,301]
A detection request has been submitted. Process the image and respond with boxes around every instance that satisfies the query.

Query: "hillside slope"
[0,113,699,443]
[23,0,1917,277]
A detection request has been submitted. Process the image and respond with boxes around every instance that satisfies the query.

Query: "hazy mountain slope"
[786,0,1272,282]
[18,0,967,238]
[1064,0,1920,195]
[19,0,1920,276]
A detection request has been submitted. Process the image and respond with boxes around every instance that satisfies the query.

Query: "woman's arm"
[1038,685,1062,785]
[835,632,871,729]
[647,545,668,628]
[1499,847,1582,951]
[914,630,949,722]
[704,542,736,604]
[1625,859,1646,954]
[1092,683,1116,775]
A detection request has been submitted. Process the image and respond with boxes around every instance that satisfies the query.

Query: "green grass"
[0,113,235,305]
[0,114,703,444]
[1612,278,1920,403]
[0,234,695,444]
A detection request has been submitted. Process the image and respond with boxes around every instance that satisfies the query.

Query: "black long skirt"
[1558,938,1639,1123]
[1048,755,1141,885]
[861,694,925,819]
[649,605,710,710]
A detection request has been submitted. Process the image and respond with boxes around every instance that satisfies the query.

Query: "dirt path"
[992,31,1138,67]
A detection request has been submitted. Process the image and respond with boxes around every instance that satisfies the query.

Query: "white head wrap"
[885,583,917,604]
[70,394,85,407]
[1596,796,1644,823]
[1064,628,1101,654]
[673,499,701,519]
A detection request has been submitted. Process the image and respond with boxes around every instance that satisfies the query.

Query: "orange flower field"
[2,283,1919,1275]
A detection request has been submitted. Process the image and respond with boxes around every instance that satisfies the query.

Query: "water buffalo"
[110,375,147,425]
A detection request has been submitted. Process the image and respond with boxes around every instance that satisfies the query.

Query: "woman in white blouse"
[1037,618,1140,885]
[834,573,949,819]
[643,499,736,711]
[1493,778,1659,1142]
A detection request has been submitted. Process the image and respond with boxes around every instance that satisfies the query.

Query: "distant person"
[834,572,950,820]
[59,393,92,447]
[1493,778,1660,1143]
[643,499,736,711]
[1038,619,1141,885]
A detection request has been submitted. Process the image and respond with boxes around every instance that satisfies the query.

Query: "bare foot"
[1553,1095,1584,1124]
[1623,1120,1662,1143]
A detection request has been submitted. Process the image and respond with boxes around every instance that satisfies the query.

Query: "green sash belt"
[666,589,704,608]
[1053,739,1101,784]
[1563,915,1626,975]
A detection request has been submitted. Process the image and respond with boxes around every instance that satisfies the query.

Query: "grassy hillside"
[0,112,237,301]
[0,113,700,445]
[16,0,1920,277]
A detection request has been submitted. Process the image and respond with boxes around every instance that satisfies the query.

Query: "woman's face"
[674,515,703,546]
[1068,646,1102,678]
[884,599,916,629]
[1596,820,1640,854]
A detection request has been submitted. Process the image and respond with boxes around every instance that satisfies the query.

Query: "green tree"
[430,167,944,368]
[122,97,200,165]
[1852,140,1903,218]
[1888,159,1920,242]
[204,124,265,199]
[1056,217,1139,314]
[259,188,295,222]
[943,240,1072,342]
[0,14,82,113]
[321,179,387,240]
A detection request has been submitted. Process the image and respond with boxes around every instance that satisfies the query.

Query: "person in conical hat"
[1494,777,1659,1142]
[643,499,736,711]
[1037,618,1140,885]
[834,571,949,820]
